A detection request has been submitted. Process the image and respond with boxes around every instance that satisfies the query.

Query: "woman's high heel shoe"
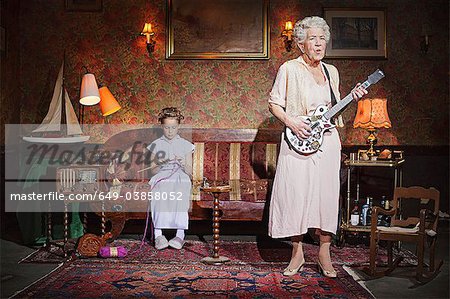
[317,259,337,278]
[283,260,305,276]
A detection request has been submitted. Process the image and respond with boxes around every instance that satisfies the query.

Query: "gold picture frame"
[166,0,270,60]
[324,8,387,59]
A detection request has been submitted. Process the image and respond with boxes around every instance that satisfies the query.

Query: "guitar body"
[284,69,385,155]
[285,105,335,155]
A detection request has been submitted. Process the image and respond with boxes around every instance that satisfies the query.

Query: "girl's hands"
[173,155,185,168]
[157,157,169,165]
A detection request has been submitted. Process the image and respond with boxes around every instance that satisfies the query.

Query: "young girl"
[147,107,194,250]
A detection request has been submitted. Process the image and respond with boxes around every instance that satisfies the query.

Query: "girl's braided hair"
[158,107,184,123]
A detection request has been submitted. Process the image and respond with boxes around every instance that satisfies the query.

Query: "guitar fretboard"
[324,80,371,120]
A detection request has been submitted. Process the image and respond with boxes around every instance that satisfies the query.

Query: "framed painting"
[323,8,387,59]
[65,0,103,12]
[166,0,269,60]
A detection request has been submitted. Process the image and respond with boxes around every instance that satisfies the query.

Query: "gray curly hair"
[293,16,331,44]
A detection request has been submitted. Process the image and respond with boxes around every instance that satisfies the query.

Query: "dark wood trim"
[191,128,281,143]
[1,135,449,154]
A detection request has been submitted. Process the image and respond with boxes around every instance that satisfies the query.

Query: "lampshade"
[353,98,392,129]
[285,21,293,31]
[80,73,100,105]
[99,86,121,116]
[141,23,154,43]
[141,23,152,34]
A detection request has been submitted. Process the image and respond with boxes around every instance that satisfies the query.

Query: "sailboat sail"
[23,61,89,143]
[32,63,63,133]
[65,89,83,136]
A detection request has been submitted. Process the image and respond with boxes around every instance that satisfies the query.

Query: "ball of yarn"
[98,246,128,258]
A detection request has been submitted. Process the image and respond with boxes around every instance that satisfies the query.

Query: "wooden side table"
[200,185,231,265]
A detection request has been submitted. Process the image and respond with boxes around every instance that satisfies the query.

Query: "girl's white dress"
[147,135,194,230]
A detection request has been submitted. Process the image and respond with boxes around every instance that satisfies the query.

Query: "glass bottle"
[383,196,392,227]
[378,196,386,225]
[380,196,386,209]
[350,199,360,226]
[360,197,371,226]
[383,197,390,210]
[366,197,373,225]
[351,199,359,214]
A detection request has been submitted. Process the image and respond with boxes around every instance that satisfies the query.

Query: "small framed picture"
[65,0,103,12]
[324,8,387,59]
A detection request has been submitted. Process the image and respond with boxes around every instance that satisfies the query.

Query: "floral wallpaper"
[17,0,449,145]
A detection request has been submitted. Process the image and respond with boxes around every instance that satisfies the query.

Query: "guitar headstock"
[367,69,385,84]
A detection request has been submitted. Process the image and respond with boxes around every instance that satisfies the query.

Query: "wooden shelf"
[344,159,405,167]
[341,223,371,232]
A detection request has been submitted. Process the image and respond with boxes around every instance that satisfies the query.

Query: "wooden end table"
[200,185,231,265]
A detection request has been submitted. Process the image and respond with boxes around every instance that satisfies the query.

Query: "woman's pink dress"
[268,58,341,238]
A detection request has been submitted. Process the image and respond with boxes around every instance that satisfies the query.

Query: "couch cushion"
[192,142,278,202]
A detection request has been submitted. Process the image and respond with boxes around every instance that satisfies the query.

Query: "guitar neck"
[324,80,372,120]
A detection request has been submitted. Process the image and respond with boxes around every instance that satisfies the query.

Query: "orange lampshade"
[99,86,121,116]
[353,98,392,129]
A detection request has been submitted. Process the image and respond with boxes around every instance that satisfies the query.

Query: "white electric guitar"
[285,69,385,154]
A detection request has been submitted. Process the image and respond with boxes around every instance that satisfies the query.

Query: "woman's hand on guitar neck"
[286,117,311,140]
[351,83,368,101]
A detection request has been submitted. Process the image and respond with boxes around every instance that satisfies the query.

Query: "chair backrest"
[391,186,440,230]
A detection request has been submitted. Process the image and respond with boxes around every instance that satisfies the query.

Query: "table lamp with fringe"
[353,98,392,157]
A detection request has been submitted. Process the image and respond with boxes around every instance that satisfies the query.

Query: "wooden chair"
[366,186,443,283]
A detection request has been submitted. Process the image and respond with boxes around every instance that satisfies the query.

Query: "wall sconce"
[420,24,431,54]
[281,21,294,52]
[353,98,392,157]
[141,22,155,54]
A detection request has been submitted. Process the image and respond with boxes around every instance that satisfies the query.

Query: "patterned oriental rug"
[15,240,416,298]
[19,239,416,266]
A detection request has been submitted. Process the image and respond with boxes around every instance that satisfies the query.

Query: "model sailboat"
[23,62,90,143]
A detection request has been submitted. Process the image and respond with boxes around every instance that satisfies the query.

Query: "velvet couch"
[97,128,281,239]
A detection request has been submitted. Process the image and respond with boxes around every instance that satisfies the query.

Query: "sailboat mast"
[61,51,67,134]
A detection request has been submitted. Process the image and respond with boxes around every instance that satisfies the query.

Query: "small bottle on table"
[350,199,360,226]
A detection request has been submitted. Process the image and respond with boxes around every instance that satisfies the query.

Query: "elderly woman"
[268,16,367,278]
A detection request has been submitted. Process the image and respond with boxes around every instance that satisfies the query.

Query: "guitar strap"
[322,65,337,107]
